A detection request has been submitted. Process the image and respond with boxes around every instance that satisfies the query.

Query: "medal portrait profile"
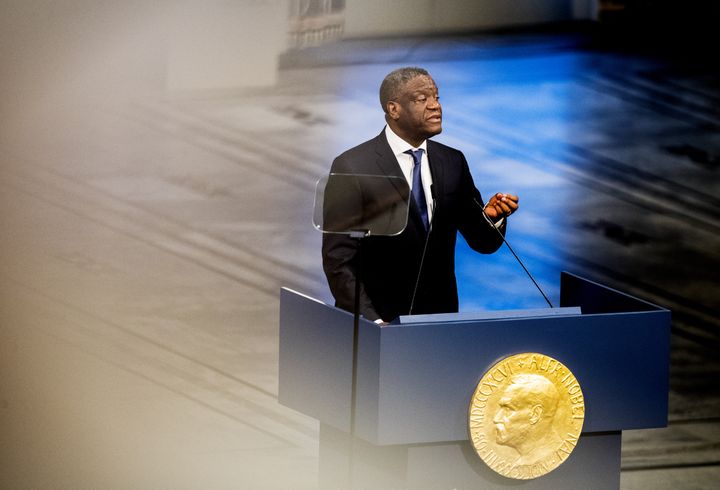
[468,353,585,479]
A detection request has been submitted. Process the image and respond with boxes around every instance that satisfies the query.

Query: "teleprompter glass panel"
[313,173,410,236]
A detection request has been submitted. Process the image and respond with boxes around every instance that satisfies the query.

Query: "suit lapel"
[371,131,425,235]
[426,140,445,202]
[372,131,404,181]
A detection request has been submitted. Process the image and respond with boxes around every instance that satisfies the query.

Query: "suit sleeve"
[321,156,382,322]
[456,153,506,254]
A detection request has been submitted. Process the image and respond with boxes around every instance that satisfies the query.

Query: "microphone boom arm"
[475,198,554,309]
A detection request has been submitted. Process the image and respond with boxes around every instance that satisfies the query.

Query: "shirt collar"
[384,125,428,157]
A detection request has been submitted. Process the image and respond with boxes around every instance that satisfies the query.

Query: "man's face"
[493,387,534,449]
[387,75,442,145]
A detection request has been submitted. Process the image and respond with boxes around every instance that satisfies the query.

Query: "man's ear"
[386,101,400,120]
[529,405,543,425]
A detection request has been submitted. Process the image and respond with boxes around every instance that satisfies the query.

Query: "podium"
[278,272,670,489]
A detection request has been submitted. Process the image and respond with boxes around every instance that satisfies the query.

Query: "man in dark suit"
[322,67,518,323]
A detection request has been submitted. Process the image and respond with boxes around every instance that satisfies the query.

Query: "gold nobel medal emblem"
[468,353,585,480]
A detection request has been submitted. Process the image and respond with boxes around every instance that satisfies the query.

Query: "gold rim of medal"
[468,352,585,480]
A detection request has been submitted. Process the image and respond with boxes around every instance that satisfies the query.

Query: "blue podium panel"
[278,288,356,431]
[357,309,669,445]
[560,272,663,314]
[278,273,671,446]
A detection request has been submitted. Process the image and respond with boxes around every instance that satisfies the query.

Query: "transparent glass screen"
[313,173,410,236]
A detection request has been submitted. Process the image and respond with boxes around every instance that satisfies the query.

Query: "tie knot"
[405,149,424,166]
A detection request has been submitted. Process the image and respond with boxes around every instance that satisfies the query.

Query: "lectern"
[278,272,670,489]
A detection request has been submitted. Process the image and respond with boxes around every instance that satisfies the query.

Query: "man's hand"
[484,193,519,221]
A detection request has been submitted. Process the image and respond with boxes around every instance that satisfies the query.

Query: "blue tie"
[406,149,429,233]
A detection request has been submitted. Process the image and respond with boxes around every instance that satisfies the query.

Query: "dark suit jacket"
[322,130,505,322]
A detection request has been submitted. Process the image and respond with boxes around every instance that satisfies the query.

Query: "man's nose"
[428,97,441,110]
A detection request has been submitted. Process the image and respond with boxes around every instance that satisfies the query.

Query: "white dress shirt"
[384,125,435,222]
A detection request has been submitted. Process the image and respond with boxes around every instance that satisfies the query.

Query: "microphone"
[408,184,437,315]
[474,197,554,308]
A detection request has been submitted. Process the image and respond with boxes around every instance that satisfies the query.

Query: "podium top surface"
[394,306,582,324]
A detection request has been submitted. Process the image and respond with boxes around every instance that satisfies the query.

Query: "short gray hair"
[379,67,430,113]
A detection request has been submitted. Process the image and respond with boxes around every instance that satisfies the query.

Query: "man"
[322,67,518,322]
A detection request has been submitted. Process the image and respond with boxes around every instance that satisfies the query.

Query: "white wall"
[166,0,288,92]
[0,0,290,100]
[343,0,596,38]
